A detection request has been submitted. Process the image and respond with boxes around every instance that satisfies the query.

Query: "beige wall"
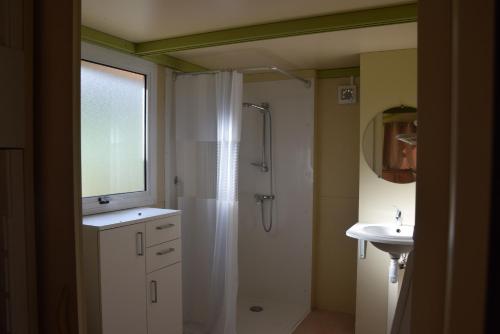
[356,49,417,334]
[313,77,359,315]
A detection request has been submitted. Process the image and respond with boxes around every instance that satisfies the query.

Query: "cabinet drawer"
[147,239,181,273]
[146,215,181,247]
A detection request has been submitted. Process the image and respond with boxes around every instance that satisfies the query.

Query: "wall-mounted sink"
[346,222,414,283]
[346,223,413,255]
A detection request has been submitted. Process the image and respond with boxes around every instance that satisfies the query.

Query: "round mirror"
[362,106,417,184]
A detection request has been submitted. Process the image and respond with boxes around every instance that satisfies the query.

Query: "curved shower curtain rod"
[173,66,312,88]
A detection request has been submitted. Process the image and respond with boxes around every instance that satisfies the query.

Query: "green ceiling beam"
[81,26,207,72]
[82,26,136,53]
[80,26,360,75]
[141,54,207,72]
[135,3,417,55]
[317,66,360,79]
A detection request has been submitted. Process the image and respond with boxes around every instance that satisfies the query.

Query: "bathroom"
[1,1,496,334]
[78,0,418,330]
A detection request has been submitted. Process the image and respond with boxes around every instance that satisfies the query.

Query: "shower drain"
[249,306,263,312]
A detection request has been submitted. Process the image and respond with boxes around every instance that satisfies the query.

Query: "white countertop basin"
[83,207,181,230]
[346,222,414,255]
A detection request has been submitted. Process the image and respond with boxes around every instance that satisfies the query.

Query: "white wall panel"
[239,79,314,313]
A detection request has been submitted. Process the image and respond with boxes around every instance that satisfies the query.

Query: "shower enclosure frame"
[173,66,312,88]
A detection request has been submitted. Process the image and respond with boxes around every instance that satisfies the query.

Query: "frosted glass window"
[81,60,147,198]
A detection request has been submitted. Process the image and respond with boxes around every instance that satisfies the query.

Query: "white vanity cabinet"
[83,208,182,334]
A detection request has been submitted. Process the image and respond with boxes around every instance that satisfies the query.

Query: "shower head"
[243,102,269,113]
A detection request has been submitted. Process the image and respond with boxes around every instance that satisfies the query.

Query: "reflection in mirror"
[363,106,417,184]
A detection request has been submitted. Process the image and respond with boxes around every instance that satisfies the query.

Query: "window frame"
[81,42,157,215]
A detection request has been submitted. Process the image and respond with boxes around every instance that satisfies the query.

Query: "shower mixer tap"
[251,162,269,172]
[254,194,275,202]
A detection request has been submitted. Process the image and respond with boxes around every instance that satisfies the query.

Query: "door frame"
[34,0,85,332]
[486,2,500,332]
[413,0,495,332]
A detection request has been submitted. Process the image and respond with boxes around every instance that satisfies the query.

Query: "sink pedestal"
[388,255,400,284]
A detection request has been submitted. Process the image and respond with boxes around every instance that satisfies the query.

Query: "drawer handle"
[150,280,158,303]
[156,248,175,256]
[156,223,175,230]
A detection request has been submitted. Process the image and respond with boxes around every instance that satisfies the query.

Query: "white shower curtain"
[175,71,242,334]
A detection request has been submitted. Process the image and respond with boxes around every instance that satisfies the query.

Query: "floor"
[293,311,355,334]
[237,297,309,334]
[237,297,354,334]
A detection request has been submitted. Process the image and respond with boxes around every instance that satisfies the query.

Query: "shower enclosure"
[237,79,314,334]
[174,71,314,334]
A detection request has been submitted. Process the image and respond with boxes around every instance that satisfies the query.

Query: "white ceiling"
[82,0,412,42]
[82,0,417,70]
[170,22,417,70]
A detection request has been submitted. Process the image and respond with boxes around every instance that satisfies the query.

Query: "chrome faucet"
[251,162,269,172]
[394,207,402,226]
[255,194,275,203]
